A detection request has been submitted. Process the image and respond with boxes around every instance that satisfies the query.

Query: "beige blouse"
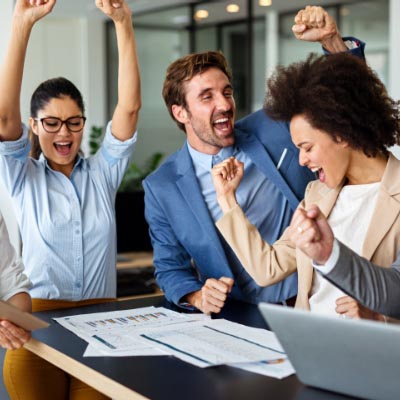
[216,154,400,310]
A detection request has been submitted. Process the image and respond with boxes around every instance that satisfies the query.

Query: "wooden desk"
[116,252,163,300]
[117,252,153,270]
[25,298,357,400]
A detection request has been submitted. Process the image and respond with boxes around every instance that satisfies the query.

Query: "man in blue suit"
[143,7,365,314]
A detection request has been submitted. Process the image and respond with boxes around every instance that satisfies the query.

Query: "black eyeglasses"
[34,116,86,133]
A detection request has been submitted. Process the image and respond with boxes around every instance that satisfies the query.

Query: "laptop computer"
[258,303,400,400]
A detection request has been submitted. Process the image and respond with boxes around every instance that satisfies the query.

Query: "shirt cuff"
[343,39,360,50]
[322,37,364,56]
[0,124,30,160]
[312,239,340,274]
[178,301,197,311]
[101,120,137,163]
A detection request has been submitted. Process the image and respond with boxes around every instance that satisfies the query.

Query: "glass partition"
[106,0,390,166]
[107,8,191,167]
[341,0,389,84]
[278,0,389,83]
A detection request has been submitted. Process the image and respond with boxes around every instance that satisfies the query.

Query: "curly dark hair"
[264,53,400,157]
[162,51,232,132]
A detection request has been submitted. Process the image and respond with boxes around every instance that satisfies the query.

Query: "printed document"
[54,306,293,378]
[54,306,192,356]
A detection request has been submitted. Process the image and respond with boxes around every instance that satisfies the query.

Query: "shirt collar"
[186,141,236,170]
[39,153,86,172]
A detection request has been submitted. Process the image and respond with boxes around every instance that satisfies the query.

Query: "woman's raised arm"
[96,0,141,140]
[0,0,56,141]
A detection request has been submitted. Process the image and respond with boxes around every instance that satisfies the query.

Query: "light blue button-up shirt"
[187,142,297,304]
[0,122,136,300]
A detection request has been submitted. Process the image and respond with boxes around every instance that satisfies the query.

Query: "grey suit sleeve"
[323,241,400,319]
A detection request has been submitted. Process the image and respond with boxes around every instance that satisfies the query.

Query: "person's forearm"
[184,291,201,309]
[322,33,347,53]
[216,205,296,286]
[325,242,400,319]
[7,292,32,313]
[111,16,141,140]
[0,17,32,141]
[217,192,238,213]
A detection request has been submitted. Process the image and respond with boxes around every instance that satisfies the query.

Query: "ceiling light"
[259,0,272,6]
[194,9,209,20]
[226,4,240,13]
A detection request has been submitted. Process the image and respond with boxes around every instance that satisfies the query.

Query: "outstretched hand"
[13,0,56,25]
[292,5,344,50]
[289,204,334,264]
[96,0,131,22]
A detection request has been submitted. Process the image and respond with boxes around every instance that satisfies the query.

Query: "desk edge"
[24,338,149,400]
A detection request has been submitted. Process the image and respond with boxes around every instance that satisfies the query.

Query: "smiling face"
[30,96,84,177]
[290,114,351,189]
[172,67,236,155]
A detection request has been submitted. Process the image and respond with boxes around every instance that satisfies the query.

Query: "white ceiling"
[50,0,368,19]
[51,0,196,18]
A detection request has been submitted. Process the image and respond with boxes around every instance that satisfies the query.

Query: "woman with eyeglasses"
[0,0,140,399]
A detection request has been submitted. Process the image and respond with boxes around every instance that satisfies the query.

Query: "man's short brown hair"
[162,51,232,132]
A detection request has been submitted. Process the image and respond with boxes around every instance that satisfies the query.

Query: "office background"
[0,0,398,397]
[0,0,398,250]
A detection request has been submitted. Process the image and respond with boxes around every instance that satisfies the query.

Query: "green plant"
[89,125,163,192]
[89,125,104,155]
[118,152,164,192]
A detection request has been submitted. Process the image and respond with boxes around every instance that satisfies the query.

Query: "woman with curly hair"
[211,53,400,320]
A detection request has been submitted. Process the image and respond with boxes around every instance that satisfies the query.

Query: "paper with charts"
[53,306,294,379]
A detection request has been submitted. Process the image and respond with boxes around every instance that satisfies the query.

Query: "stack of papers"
[54,306,294,379]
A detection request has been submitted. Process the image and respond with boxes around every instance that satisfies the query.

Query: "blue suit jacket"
[143,110,315,305]
[143,38,365,306]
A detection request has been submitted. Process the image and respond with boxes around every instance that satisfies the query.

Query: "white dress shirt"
[0,212,31,300]
[309,182,380,315]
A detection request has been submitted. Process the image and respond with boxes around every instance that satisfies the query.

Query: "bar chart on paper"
[53,305,294,378]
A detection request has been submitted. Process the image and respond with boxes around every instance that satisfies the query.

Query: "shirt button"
[75,230,80,235]
[76,282,81,288]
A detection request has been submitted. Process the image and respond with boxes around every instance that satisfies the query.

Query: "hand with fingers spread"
[292,5,347,53]
[289,204,334,265]
[185,277,234,314]
[0,320,31,350]
[335,296,385,321]
[211,157,244,213]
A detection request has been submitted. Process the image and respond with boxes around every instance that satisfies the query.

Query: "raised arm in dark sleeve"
[324,241,400,319]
